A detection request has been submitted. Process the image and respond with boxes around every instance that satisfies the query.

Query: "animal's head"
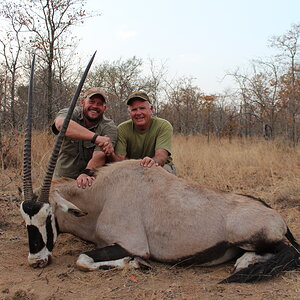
[20,200,56,267]
[20,53,95,268]
[20,190,87,268]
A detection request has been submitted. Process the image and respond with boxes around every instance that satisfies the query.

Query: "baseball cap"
[83,87,107,102]
[126,91,151,105]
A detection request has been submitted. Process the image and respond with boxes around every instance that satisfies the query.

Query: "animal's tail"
[219,228,300,284]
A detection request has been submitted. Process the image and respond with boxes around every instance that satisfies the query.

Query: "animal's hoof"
[30,258,49,268]
[129,257,152,270]
[76,254,97,271]
[28,254,51,268]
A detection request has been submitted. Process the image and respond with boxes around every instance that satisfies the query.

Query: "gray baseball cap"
[126,91,151,105]
[83,87,107,102]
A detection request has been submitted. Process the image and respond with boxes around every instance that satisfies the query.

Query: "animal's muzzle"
[29,254,52,268]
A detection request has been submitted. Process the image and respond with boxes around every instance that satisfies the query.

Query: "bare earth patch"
[0,192,299,300]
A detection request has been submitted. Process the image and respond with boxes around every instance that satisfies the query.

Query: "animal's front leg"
[76,244,150,271]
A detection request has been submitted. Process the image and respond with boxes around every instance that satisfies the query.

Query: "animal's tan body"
[51,160,287,262]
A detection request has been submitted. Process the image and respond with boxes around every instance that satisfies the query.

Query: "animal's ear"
[52,191,88,217]
[67,208,88,217]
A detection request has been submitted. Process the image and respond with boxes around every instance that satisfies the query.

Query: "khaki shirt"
[52,106,117,179]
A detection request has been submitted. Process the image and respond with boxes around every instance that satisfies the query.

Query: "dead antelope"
[20,56,300,283]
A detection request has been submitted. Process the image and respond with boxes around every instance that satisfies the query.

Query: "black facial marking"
[83,244,131,262]
[27,225,45,254]
[22,201,44,218]
[46,215,54,251]
[55,218,60,235]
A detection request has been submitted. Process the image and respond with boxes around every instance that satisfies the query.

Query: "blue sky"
[75,0,300,94]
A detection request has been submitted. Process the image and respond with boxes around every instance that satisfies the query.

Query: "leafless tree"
[228,59,283,139]
[11,0,99,125]
[0,1,29,128]
[161,77,206,134]
[269,23,300,145]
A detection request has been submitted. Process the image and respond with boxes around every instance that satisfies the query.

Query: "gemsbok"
[20,55,300,283]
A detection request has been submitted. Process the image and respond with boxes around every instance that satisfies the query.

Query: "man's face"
[81,94,106,123]
[128,99,153,130]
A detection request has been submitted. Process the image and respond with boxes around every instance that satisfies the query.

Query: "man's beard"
[83,108,103,123]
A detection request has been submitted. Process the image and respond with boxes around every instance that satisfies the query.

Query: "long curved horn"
[37,51,96,203]
[23,55,35,201]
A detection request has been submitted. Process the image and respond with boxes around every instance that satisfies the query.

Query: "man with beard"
[52,87,117,188]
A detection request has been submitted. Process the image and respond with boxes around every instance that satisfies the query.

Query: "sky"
[74,0,300,94]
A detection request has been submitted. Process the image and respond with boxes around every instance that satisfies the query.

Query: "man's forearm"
[153,149,169,166]
[86,151,106,170]
[55,118,95,141]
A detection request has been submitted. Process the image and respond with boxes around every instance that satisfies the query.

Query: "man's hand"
[76,173,95,189]
[94,136,114,156]
[101,141,114,156]
[140,156,159,168]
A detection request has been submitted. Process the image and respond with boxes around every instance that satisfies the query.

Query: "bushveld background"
[0,134,299,299]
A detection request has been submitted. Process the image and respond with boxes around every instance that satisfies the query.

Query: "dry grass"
[1,132,300,207]
[173,135,300,207]
[1,131,55,191]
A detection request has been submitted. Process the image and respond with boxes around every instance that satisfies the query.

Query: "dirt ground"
[0,190,299,300]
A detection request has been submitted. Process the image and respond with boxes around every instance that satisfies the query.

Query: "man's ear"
[80,98,85,106]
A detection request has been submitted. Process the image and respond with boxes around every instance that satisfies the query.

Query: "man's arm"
[76,150,106,189]
[111,147,168,167]
[141,120,172,168]
[54,116,113,188]
[140,149,169,168]
[55,117,113,154]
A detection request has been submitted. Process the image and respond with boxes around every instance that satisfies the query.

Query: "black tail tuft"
[219,243,300,284]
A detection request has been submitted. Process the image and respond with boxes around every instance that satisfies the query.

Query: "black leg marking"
[155,241,234,266]
[76,244,134,271]
[84,244,131,262]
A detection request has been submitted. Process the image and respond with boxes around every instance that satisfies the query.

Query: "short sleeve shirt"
[115,116,173,165]
[52,106,117,179]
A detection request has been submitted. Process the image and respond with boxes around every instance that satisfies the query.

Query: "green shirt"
[52,106,117,179]
[115,116,174,166]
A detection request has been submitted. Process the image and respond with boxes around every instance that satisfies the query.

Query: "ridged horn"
[37,51,96,203]
[23,55,35,201]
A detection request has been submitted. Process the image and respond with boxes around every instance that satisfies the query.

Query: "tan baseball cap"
[126,91,151,105]
[83,87,107,102]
